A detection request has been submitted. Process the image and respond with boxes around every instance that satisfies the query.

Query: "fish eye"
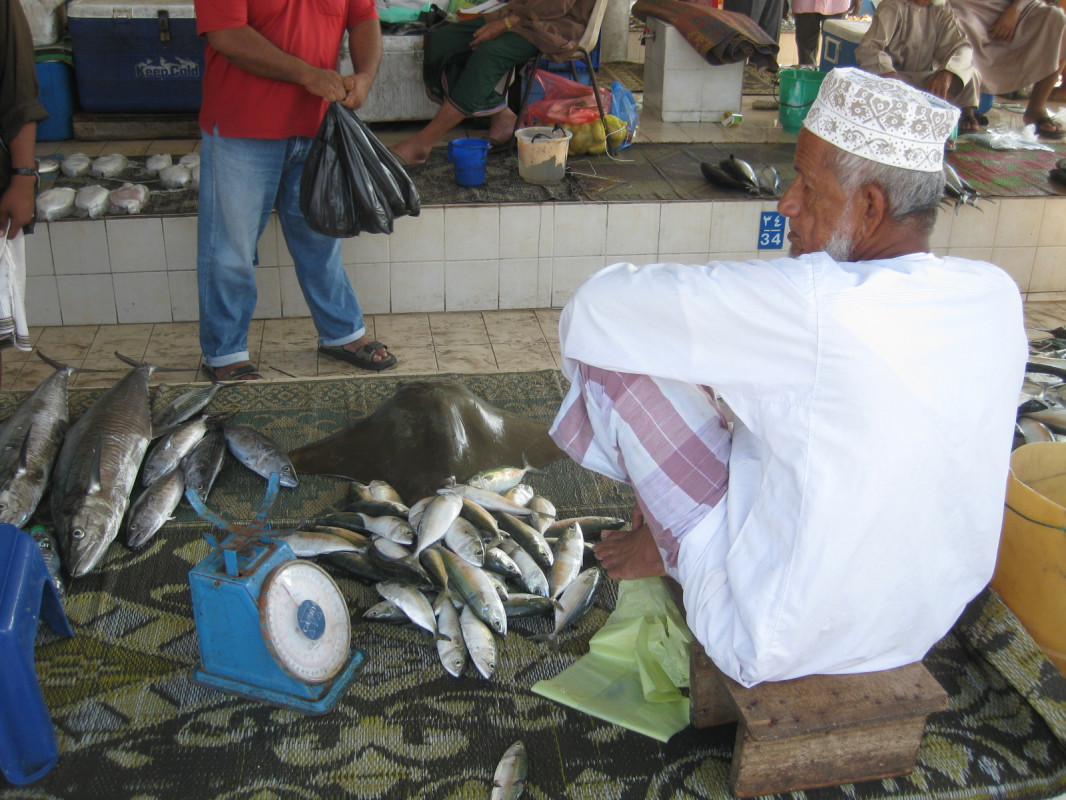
[73,528,85,540]
[0,503,6,511]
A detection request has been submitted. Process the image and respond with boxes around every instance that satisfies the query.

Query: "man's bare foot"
[389,142,428,166]
[592,523,667,580]
[487,107,518,143]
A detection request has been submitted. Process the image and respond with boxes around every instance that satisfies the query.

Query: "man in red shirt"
[195,0,397,381]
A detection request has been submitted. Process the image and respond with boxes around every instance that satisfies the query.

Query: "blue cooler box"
[67,0,205,113]
[819,18,871,71]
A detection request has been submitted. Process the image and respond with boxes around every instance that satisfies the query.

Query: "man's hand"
[339,73,374,109]
[924,70,953,99]
[303,66,352,102]
[0,178,36,238]
[988,3,1020,39]
[471,19,507,48]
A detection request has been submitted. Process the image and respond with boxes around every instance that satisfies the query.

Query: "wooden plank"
[716,662,948,739]
[73,112,200,141]
[730,716,929,797]
[690,644,739,728]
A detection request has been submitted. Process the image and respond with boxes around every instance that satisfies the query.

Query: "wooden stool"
[689,644,948,797]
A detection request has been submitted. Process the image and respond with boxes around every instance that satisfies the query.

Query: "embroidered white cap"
[802,67,960,173]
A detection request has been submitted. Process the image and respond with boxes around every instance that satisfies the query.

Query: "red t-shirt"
[195,0,377,139]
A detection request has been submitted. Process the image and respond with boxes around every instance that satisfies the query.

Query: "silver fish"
[141,414,209,487]
[490,741,528,800]
[376,581,436,635]
[355,512,415,545]
[443,515,486,567]
[223,422,298,488]
[502,593,555,618]
[305,524,370,551]
[436,596,468,678]
[276,529,363,558]
[407,495,432,529]
[466,458,541,495]
[151,384,224,430]
[419,545,450,590]
[548,521,585,600]
[527,495,556,519]
[442,483,534,516]
[52,364,154,577]
[497,512,553,571]
[544,516,625,538]
[499,539,550,598]
[327,550,428,586]
[1021,407,1066,433]
[459,603,498,679]
[532,567,602,645]
[1017,416,1055,444]
[440,547,507,636]
[346,497,410,518]
[126,467,184,549]
[414,491,464,559]
[458,496,504,546]
[368,479,405,503]
[0,366,71,527]
[363,599,410,624]
[181,426,227,503]
[31,525,66,603]
[484,546,523,581]
[502,483,535,507]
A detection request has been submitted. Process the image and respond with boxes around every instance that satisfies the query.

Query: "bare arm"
[340,17,382,109]
[1,121,38,237]
[205,26,349,102]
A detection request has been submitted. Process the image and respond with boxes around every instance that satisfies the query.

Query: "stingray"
[288,379,566,504]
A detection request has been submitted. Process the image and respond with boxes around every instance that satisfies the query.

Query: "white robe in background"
[554,252,1027,686]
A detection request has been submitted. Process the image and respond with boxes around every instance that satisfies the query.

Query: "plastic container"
[778,68,827,133]
[818,18,871,71]
[516,126,572,185]
[66,0,205,113]
[34,60,75,142]
[448,138,490,187]
[992,442,1066,676]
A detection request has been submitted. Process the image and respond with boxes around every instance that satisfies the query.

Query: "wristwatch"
[11,167,39,179]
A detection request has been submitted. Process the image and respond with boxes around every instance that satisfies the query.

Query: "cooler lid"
[67,0,195,20]
[820,18,872,40]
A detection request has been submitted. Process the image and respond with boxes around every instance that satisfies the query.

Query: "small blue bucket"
[448,138,490,187]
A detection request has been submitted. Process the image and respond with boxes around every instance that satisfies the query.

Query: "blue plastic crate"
[67,0,205,113]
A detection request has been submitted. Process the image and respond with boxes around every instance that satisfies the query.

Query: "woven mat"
[744,63,778,95]
[3,371,1066,800]
[599,61,645,94]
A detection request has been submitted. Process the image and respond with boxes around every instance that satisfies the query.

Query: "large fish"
[0,366,71,527]
[151,383,225,430]
[52,364,154,577]
[125,467,184,549]
[223,422,298,488]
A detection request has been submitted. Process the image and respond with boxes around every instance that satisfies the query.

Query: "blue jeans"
[197,130,366,367]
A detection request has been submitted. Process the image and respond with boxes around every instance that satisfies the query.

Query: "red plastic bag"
[521,71,613,127]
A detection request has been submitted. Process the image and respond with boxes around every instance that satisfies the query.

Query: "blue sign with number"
[758,211,786,250]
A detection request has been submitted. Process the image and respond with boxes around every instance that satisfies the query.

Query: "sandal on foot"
[201,362,262,383]
[319,341,397,372]
[958,116,982,134]
[1031,115,1066,139]
[486,136,515,155]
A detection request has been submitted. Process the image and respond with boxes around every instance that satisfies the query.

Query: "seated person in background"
[948,0,1066,138]
[788,0,855,67]
[389,0,596,165]
[549,68,1026,688]
[857,0,982,134]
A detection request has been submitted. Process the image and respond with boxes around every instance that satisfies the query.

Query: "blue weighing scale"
[186,474,366,714]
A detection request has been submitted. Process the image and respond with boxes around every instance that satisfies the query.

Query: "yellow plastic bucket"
[993,441,1066,676]
[778,68,827,133]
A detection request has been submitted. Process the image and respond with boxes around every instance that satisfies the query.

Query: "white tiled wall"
[26,195,1066,326]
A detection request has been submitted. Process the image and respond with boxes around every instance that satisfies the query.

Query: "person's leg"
[276,136,392,367]
[793,13,823,66]
[551,364,732,580]
[197,131,285,376]
[1023,59,1066,137]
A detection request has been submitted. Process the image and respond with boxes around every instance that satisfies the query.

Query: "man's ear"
[857,182,890,240]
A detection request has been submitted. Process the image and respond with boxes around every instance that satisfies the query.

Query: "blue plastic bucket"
[34,61,75,142]
[448,138,490,187]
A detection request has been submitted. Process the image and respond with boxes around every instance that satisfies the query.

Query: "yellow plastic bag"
[532,578,694,741]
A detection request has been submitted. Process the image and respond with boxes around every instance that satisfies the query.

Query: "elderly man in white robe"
[550,68,1026,689]
[857,0,983,136]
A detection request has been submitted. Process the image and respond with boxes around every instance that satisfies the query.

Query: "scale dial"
[259,560,351,685]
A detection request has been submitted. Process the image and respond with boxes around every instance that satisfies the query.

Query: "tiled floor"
[0,308,563,390]
[3,299,1061,392]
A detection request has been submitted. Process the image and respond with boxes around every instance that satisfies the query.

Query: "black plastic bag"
[300,103,420,237]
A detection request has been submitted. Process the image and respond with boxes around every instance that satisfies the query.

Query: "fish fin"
[521,452,544,476]
[35,350,110,374]
[114,351,183,372]
[15,419,33,473]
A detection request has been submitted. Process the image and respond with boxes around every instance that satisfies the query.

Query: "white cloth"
[803,66,959,172]
[553,252,1026,687]
[0,226,31,351]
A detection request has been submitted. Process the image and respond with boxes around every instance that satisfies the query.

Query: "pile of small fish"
[0,353,298,580]
[700,154,781,197]
[278,465,624,681]
[1015,329,1066,446]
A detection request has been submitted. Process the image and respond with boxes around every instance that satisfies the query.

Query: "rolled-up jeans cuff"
[204,352,250,368]
[320,327,367,348]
